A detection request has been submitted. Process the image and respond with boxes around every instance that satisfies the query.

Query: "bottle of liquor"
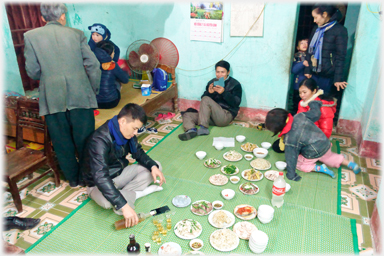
[115,212,152,230]
[144,243,152,255]
[127,234,140,254]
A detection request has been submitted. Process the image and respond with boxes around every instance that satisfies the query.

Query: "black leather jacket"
[284,101,331,181]
[81,121,158,210]
[201,76,242,118]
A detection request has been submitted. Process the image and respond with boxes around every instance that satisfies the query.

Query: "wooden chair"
[5,97,60,213]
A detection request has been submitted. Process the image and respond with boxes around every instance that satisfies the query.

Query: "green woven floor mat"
[147,125,340,214]
[26,176,356,254]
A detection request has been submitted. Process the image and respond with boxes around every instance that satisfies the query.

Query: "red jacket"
[297,97,337,138]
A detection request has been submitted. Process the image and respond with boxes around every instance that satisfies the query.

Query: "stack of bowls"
[249,230,269,254]
[257,205,274,224]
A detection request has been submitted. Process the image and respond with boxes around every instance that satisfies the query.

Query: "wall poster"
[230,3,264,37]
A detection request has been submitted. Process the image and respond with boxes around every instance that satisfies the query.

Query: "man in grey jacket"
[24,3,101,187]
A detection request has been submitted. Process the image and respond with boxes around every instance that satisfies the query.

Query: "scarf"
[108,116,137,154]
[308,21,336,73]
[277,113,293,151]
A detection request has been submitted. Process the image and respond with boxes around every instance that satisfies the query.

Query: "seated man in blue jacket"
[81,103,166,228]
[95,41,129,109]
[179,60,242,141]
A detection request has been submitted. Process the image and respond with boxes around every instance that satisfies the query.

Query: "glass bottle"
[115,212,151,230]
[144,243,152,255]
[127,234,140,254]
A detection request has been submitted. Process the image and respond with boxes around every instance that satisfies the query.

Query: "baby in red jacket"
[297,78,336,138]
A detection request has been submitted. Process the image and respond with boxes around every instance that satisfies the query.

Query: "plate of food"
[182,251,205,256]
[209,174,228,186]
[223,150,242,162]
[220,164,239,176]
[204,158,222,168]
[174,219,203,240]
[250,158,271,170]
[265,170,280,181]
[240,142,258,152]
[241,169,263,181]
[234,204,257,220]
[208,210,236,229]
[239,182,259,195]
[191,200,213,216]
[158,242,182,256]
[172,195,192,208]
[210,228,240,252]
[233,221,258,240]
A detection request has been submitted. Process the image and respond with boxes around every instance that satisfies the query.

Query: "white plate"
[250,159,271,170]
[233,221,258,240]
[223,151,243,162]
[174,219,203,240]
[264,170,280,181]
[240,143,258,152]
[239,183,260,195]
[158,242,182,256]
[241,169,263,182]
[209,174,228,186]
[204,159,222,168]
[208,210,236,229]
[172,195,192,208]
[209,229,240,252]
[233,204,257,221]
[190,200,213,216]
[182,251,205,256]
[220,165,239,176]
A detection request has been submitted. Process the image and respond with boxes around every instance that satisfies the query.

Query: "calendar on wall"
[190,2,223,43]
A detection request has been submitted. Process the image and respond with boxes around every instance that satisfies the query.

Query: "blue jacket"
[88,37,121,62]
[291,52,307,90]
[284,101,331,181]
[94,47,129,104]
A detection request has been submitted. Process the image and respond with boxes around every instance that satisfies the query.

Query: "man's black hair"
[117,103,147,125]
[265,108,289,136]
[96,41,115,56]
[215,60,230,72]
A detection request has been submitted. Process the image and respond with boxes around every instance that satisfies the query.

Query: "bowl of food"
[275,161,287,171]
[212,200,224,210]
[236,135,246,143]
[221,189,235,200]
[253,148,268,158]
[261,142,272,150]
[214,142,224,151]
[230,176,240,184]
[244,154,254,161]
[195,151,207,160]
[190,239,203,251]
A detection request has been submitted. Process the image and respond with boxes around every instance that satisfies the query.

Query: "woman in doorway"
[304,4,348,123]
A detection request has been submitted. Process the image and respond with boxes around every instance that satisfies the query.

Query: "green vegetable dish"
[204,158,221,168]
[222,164,238,175]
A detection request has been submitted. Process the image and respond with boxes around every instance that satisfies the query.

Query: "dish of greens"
[204,158,222,168]
[220,164,239,176]
[190,200,213,216]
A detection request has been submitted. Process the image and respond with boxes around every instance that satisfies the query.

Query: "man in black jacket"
[179,61,242,141]
[81,103,165,228]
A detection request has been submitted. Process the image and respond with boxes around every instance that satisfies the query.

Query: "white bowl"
[258,205,275,215]
[230,176,240,184]
[253,148,268,158]
[261,142,272,149]
[214,142,224,150]
[275,161,287,170]
[195,151,207,160]
[212,200,224,210]
[285,183,291,192]
[244,154,254,161]
[190,239,203,251]
[221,189,235,200]
[250,230,269,245]
[236,135,246,143]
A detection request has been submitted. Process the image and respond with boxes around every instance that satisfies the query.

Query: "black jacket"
[201,76,242,118]
[81,121,158,210]
[284,101,331,181]
[305,22,348,83]
[94,47,129,103]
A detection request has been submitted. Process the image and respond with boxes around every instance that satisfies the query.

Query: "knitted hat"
[88,23,111,40]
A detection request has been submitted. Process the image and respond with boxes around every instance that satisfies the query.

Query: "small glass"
[151,234,158,242]
[156,236,161,245]
[153,230,159,236]
[166,223,172,231]
[160,229,167,236]
[157,225,164,232]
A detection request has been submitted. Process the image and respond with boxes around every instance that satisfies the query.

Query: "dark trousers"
[97,90,121,109]
[45,108,95,183]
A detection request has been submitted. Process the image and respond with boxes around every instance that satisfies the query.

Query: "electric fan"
[126,39,159,83]
[150,37,179,68]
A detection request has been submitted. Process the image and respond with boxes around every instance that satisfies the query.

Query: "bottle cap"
[145,243,151,248]
[279,172,284,175]
[129,234,135,239]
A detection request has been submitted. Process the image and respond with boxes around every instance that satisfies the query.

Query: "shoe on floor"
[147,127,158,134]
[78,180,86,187]
[155,113,164,122]
[137,126,146,135]
[4,216,41,231]
[69,181,79,188]
[178,130,197,141]
[163,112,176,120]
[197,126,210,136]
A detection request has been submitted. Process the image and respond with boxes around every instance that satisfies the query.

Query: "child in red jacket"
[297,78,336,138]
